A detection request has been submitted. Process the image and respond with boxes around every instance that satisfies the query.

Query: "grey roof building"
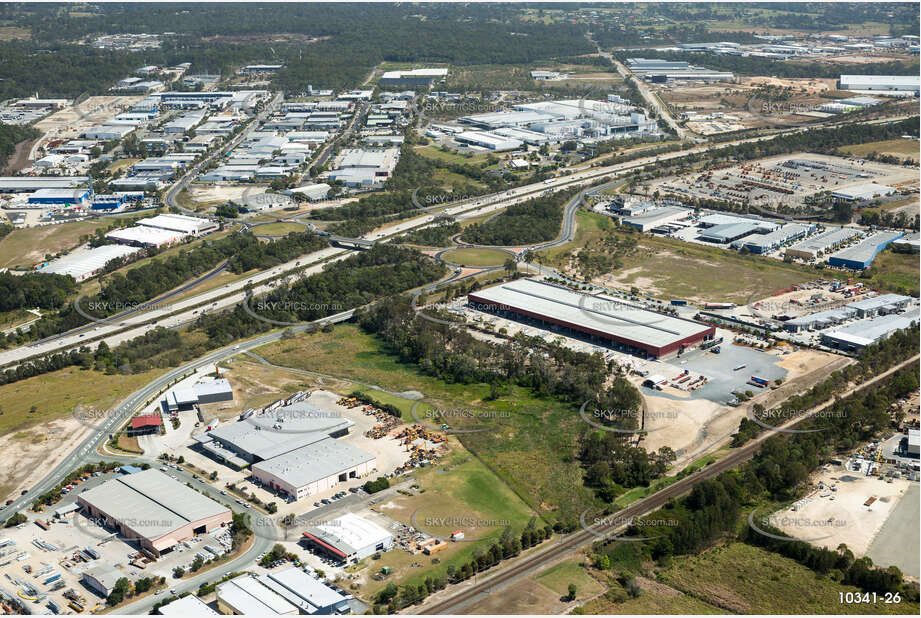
[821,311,918,351]
[467,278,715,359]
[77,469,231,556]
[198,402,353,465]
[251,438,376,500]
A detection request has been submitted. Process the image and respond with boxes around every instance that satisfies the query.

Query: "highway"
[412,354,920,614]
[2,112,909,371]
[0,96,914,612]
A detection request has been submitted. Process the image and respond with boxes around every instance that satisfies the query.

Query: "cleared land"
[442,247,510,267]
[0,219,116,269]
[251,222,308,236]
[0,366,165,498]
[840,139,920,159]
[543,214,818,303]
[256,324,601,524]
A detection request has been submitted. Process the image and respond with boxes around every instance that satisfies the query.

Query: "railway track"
[416,353,920,614]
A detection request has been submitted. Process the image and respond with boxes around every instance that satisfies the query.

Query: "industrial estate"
[0,2,918,617]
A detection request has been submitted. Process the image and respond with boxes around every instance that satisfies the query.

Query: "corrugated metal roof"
[217,575,298,615]
[79,469,228,541]
[468,278,710,349]
[252,438,374,489]
[207,403,353,461]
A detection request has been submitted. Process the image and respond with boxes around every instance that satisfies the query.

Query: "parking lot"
[0,466,240,614]
[655,153,916,213]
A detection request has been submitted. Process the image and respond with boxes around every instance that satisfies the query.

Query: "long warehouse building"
[467,278,715,359]
[301,513,393,563]
[785,227,861,260]
[827,231,904,269]
[77,469,231,557]
[251,438,376,501]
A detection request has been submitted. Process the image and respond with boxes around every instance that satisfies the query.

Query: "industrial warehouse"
[105,213,218,248]
[215,568,351,615]
[301,513,393,563]
[251,438,376,502]
[467,278,716,359]
[77,469,232,557]
[195,401,354,466]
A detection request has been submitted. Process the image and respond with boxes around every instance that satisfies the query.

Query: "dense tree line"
[0,271,76,312]
[1,4,594,98]
[0,122,40,169]
[198,245,446,345]
[0,246,446,383]
[602,366,920,599]
[461,189,574,246]
[375,518,554,612]
[397,221,461,247]
[18,231,328,343]
[357,293,672,492]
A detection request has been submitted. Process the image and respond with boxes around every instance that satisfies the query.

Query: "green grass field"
[251,222,308,236]
[865,249,920,296]
[441,247,511,267]
[841,139,920,159]
[540,210,611,265]
[353,443,544,600]
[0,366,166,437]
[256,324,601,524]
[656,542,917,614]
[536,559,605,600]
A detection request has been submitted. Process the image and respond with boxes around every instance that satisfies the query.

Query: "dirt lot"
[188,184,264,205]
[0,415,93,501]
[771,467,912,556]
[34,96,144,141]
[641,347,848,464]
[658,78,841,131]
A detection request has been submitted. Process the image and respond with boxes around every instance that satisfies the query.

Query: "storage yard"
[654,153,916,213]
[770,455,919,577]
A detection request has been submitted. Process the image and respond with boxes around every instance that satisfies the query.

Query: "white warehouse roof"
[306,513,392,558]
[138,213,215,234]
[42,245,141,280]
[251,438,375,489]
[217,574,298,615]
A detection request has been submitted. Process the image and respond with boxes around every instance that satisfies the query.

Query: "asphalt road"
[165,92,283,215]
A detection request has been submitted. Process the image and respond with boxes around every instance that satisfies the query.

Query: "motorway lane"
[6,112,906,368]
[27,258,232,347]
[0,245,350,368]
